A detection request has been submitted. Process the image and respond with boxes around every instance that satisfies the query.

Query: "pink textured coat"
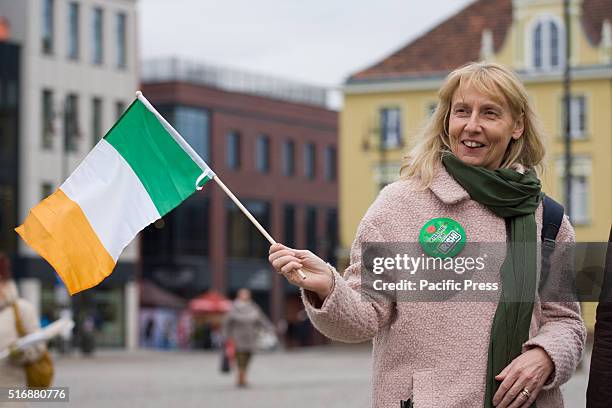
[303,166,586,408]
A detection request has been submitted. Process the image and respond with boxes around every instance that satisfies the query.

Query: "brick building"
[141,59,338,327]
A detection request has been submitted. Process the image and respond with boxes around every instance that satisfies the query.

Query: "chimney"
[480,29,494,61]
[0,16,10,41]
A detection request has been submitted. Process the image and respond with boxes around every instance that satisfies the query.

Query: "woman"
[0,253,46,391]
[269,62,586,408]
[223,288,275,387]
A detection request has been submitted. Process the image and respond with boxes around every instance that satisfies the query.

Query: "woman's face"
[448,84,524,169]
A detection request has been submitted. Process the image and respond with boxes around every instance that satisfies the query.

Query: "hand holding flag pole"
[136,92,307,280]
[212,177,307,279]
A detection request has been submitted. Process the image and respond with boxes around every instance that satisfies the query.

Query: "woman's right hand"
[268,243,334,301]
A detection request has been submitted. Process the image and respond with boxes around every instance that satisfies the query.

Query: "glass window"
[115,101,125,120]
[92,97,103,145]
[569,96,586,139]
[532,19,563,70]
[304,142,315,179]
[305,206,317,252]
[173,106,210,161]
[533,23,542,69]
[64,94,79,152]
[256,135,270,173]
[0,186,16,253]
[550,21,559,68]
[325,208,338,266]
[92,8,103,64]
[227,200,270,258]
[283,204,295,248]
[557,156,591,225]
[42,0,54,54]
[282,140,295,176]
[116,12,127,68]
[41,182,53,200]
[42,90,54,149]
[380,107,402,148]
[427,102,437,117]
[226,131,240,169]
[67,2,79,59]
[173,195,210,256]
[324,146,336,182]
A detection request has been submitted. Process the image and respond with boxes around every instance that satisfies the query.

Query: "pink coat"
[303,166,586,408]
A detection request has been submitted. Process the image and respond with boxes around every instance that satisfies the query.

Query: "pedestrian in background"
[223,288,274,387]
[269,62,586,407]
[0,253,47,390]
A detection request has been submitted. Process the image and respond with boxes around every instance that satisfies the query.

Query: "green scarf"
[442,153,541,408]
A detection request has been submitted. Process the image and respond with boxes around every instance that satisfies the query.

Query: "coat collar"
[428,164,471,205]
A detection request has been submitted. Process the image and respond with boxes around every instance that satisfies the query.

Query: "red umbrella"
[189,291,232,313]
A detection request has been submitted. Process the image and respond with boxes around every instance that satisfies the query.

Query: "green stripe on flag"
[104,100,203,216]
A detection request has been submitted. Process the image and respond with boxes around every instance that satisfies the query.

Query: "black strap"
[539,194,564,292]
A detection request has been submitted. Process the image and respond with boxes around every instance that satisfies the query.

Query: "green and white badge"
[419,217,466,258]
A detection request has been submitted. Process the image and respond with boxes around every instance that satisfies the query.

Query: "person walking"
[223,288,274,387]
[0,253,47,393]
[269,62,586,407]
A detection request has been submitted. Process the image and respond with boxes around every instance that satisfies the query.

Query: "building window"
[42,90,54,149]
[64,94,79,152]
[116,12,127,68]
[41,182,53,200]
[92,97,103,145]
[115,101,125,120]
[173,106,210,161]
[92,8,103,64]
[42,0,54,54]
[283,204,296,248]
[256,135,269,173]
[305,206,317,252]
[531,18,563,71]
[565,95,587,139]
[380,107,402,148]
[427,102,437,117]
[304,142,315,179]
[325,208,338,266]
[324,146,337,182]
[174,195,209,256]
[67,2,79,60]
[557,156,591,225]
[282,140,295,176]
[226,131,240,169]
[227,200,270,258]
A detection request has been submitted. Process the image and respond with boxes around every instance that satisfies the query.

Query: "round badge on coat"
[419,217,466,258]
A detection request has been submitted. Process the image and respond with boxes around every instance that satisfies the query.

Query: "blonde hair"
[400,62,546,188]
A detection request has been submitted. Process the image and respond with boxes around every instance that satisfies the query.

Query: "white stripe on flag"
[61,139,161,261]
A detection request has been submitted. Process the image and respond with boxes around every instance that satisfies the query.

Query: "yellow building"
[340,0,611,327]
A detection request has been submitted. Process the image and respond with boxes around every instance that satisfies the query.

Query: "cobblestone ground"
[31,344,590,408]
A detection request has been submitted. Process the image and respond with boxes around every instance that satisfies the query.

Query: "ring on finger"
[521,388,530,399]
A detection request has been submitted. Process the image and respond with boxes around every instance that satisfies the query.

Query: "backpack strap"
[539,194,565,292]
[12,302,27,337]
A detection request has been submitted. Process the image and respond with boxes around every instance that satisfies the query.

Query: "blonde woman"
[269,62,585,408]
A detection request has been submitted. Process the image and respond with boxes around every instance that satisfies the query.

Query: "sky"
[139,0,474,100]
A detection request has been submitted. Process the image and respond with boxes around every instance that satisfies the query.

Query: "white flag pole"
[135,91,306,280]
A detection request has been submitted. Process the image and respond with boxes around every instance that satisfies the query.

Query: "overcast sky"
[139,0,473,90]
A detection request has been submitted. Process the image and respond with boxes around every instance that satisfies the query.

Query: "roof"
[348,0,612,83]
[582,0,612,45]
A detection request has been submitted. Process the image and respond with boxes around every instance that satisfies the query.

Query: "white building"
[0,0,139,349]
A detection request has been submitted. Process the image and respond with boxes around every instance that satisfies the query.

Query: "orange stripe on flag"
[15,189,115,295]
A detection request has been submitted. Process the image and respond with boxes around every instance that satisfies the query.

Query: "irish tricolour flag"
[16,93,214,295]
